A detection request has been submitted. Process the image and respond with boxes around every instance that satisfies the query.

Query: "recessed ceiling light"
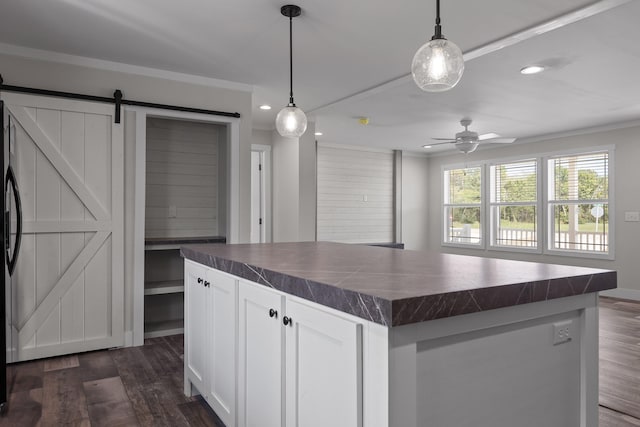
[422,145,432,149]
[259,104,272,110]
[315,132,323,136]
[520,65,545,75]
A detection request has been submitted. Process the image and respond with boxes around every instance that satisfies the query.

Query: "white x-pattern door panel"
[2,92,124,362]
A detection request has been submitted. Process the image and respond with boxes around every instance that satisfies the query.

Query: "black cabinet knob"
[204,281,210,287]
[269,308,278,318]
[197,277,203,284]
[283,316,293,326]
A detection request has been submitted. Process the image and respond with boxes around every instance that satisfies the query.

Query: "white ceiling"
[0,0,637,153]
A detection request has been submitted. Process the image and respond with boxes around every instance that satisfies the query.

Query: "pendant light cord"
[433,0,443,40]
[289,13,295,106]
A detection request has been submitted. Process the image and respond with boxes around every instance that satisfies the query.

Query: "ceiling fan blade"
[482,137,516,144]
[431,138,457,141]
[478,132,500,141]
[428,141,456,146]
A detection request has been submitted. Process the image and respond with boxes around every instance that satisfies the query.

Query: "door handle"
[5,164,21,276]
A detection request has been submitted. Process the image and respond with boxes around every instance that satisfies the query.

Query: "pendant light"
[411,0,464,92]
[276,4,307,137]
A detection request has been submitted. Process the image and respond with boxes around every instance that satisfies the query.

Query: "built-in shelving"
[143,236,227,339]
[144,319,184,339]
[144,280,184,296]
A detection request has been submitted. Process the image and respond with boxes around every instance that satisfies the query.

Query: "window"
[490,160,538,249]
[443,166,482,245]
[442,147,613,258]
[547,151,609,255]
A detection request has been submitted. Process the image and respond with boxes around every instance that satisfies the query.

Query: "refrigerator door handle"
[5,165,21,276]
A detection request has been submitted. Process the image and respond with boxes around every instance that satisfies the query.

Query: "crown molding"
[0,42,253,93]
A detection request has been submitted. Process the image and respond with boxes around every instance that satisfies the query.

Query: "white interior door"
[2,93,124,362]
[250,151,263,243]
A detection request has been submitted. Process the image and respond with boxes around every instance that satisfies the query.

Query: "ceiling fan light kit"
[411,0,464,92]
[276,4,308,138]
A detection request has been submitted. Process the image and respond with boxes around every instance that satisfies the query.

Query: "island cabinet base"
[388,292,599,427]
[184,259,599,427]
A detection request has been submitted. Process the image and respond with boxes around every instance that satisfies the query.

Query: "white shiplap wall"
[145,118,223,238]
[317,145,394,243]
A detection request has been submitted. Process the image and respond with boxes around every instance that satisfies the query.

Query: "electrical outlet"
[553,320,573,345]
[625,211,640,222]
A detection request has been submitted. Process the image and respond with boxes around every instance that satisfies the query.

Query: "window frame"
[441,163,486,249]
[440,145,615,260]
[543,147,615,260]
[488,158,543,254]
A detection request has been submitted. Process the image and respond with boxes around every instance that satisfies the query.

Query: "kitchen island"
[181,242,615,427]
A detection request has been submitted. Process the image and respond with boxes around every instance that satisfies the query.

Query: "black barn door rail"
[0,74,241,124]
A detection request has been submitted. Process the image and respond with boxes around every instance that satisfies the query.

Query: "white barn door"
[3,93,124,362]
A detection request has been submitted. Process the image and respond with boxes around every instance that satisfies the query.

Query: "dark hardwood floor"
[599,297,640,426]
[0,297,638,426]
[0,335,222,426]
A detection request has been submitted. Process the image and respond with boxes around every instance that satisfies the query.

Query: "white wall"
[0,52,253,340]
[272,132,300,242]
[269,124,316,243]
[252,129,272,147]
[401,154,430,251]
[425,125,640,297]
[317,144,394,243]
[298,126,317,241]
[145,118,224,238]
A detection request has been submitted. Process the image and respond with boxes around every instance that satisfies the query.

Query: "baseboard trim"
[600,288,640,302]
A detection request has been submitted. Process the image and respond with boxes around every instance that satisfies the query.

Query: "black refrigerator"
[1,100,23,413]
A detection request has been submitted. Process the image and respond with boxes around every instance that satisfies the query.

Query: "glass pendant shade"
[276,104,307,137]
[412,38,464,92]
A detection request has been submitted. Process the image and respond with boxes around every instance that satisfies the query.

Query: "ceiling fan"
[430,119,516,153]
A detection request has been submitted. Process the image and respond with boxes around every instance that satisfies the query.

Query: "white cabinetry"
[184,261,207,394]
[237,280,363,427]
[184,260,237,427]
[238,281,284,427]
[285,298,362,427]
[185,261,365,427]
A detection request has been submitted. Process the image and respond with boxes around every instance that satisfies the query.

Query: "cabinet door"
[238,281,284,427]
[184,261,208,396]
[206,269,237,427]
[285,299,363,427]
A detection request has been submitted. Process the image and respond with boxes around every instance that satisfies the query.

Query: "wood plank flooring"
[599,297,640,426]
[0,297,637,426]
[0,335,222,426]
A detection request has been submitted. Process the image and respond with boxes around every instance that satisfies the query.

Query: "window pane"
[551,152,608,201]
[445,167,481,204]
[550,203,608,253]
[493,160,536,203]
[445,207,481,244]
[494,205,537,248]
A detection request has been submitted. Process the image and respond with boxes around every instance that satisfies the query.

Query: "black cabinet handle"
[197,277,203,284]
[204,281,210,287]
[269,308,278,318]
[283,316,293,326]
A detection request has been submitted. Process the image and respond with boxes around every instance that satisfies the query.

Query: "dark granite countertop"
[181,242,616,327]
